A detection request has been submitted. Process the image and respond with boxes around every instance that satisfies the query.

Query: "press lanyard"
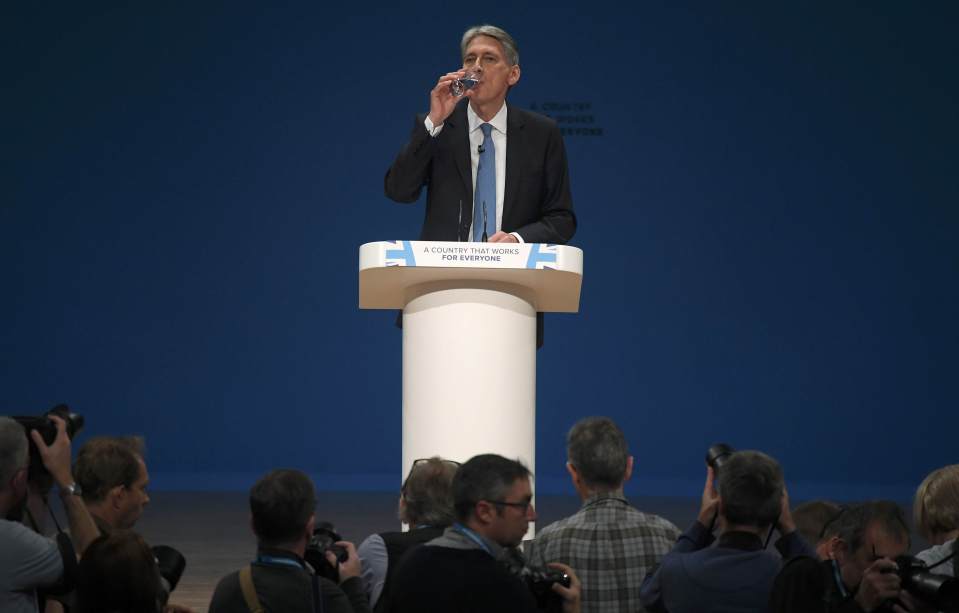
[255,554,303,569]
[452,523,493,555]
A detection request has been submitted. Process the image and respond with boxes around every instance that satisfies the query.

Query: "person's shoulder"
[535,512,579,538]
[777,555,824,579]
[0,518,58,553]
[508,104,558,130]
[208,569,243,610]
[629,509,682,534]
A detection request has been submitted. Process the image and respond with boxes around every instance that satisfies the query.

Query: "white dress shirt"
[424,102,523,242]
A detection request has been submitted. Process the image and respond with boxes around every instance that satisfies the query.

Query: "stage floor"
[134,490,702,612]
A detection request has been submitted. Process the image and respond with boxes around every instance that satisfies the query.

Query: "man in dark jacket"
[640,450,815,613]
[209,469,370,613]
[769,501,926,613]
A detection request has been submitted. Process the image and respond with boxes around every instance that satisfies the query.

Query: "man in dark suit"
[385,24,576,245]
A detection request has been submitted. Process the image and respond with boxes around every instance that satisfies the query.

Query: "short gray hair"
[717,451,784,528]
[0,417,28,487]
[567,417,629,490]
[461,25,520,66]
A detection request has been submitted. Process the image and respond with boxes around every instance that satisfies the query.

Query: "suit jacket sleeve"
[384,115,434,204]
[509,119,576,244]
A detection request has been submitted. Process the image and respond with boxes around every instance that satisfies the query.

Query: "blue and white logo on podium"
[384,240,416,267]
[526,244,558,269]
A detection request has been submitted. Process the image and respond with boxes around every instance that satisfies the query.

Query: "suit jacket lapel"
[504,104,525,230]
[446,102,473,206]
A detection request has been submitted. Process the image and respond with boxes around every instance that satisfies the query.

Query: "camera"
[705,443,734,473]
[500,548,571,612]
[12,404,85,487]
[884,555,959,612]
[304,521,349,582]
[153,545,187,596]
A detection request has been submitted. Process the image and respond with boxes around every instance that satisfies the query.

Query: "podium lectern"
[359,240,583,487]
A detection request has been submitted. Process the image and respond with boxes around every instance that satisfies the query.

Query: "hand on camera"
[855,558,902,611]
[29,415,73,489]
[697,466,720,529]
[776,486,797,535]
[326,540,361,583]
[547,562,581,613]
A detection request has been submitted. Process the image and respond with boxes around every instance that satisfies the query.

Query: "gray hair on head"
[0,417,28,487]
[461,25,520,66]
[567,417,629,491]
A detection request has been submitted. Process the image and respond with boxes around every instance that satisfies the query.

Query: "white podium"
[359,240,583,489]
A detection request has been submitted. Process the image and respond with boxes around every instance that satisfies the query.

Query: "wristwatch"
[61,482,83,497]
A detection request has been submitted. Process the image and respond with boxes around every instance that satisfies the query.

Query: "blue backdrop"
[4,2,957,500]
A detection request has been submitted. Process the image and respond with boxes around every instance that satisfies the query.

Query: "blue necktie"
[473,123,496,241]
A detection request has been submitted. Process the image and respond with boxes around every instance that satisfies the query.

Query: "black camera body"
[304,521,349,582]
[500,548,570,612]
[12,404,85,488]
[886,555,959,612]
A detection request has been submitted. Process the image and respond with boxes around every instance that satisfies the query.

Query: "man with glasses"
[358,457,459,612]
[387,454,583,613]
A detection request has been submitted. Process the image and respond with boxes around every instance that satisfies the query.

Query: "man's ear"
[566,462,580,487]
[108,484,126,510]
[823,536,845,561]
[474,500,497,525]
[508,64,521,87]
[11,467,28,491]
[305,513,316,540]
[624,456,634,483]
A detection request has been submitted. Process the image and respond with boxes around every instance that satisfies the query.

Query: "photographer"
[640,451,815,612]
[387,454,582,613]
[769,501,927,612]
[0,415,99,613]
[208,469,371,613]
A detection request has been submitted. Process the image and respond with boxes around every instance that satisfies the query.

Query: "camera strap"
[239,566,264,613]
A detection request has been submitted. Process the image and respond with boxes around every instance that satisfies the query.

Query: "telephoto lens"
[705,443,735,473]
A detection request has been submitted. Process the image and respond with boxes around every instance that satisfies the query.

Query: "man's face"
[115,456,150,529]
[487,477,536,548]
[836,521,909,589]
[462,35,520,109]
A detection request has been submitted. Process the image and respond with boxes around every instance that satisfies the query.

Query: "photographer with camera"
[768,501,936,613]
[0,415,99,613]
[208,469,371,613]
[640,449,815,613]
[387,453,582,613]
[526,417,680,613]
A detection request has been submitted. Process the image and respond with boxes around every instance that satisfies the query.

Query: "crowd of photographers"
[1,409,956,613]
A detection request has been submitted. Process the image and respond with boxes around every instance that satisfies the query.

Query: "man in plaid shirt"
[526,417,681,612]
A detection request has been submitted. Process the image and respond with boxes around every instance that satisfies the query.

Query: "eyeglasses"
[488,499,533,513]
[401,458,461,493]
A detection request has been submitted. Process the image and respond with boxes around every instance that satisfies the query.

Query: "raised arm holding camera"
[1,414,99,613]
[639,448,815,613]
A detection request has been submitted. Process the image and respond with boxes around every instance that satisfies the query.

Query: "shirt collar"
[581,490,629,509]
[467,101,508,136]
[717,530,764,551]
